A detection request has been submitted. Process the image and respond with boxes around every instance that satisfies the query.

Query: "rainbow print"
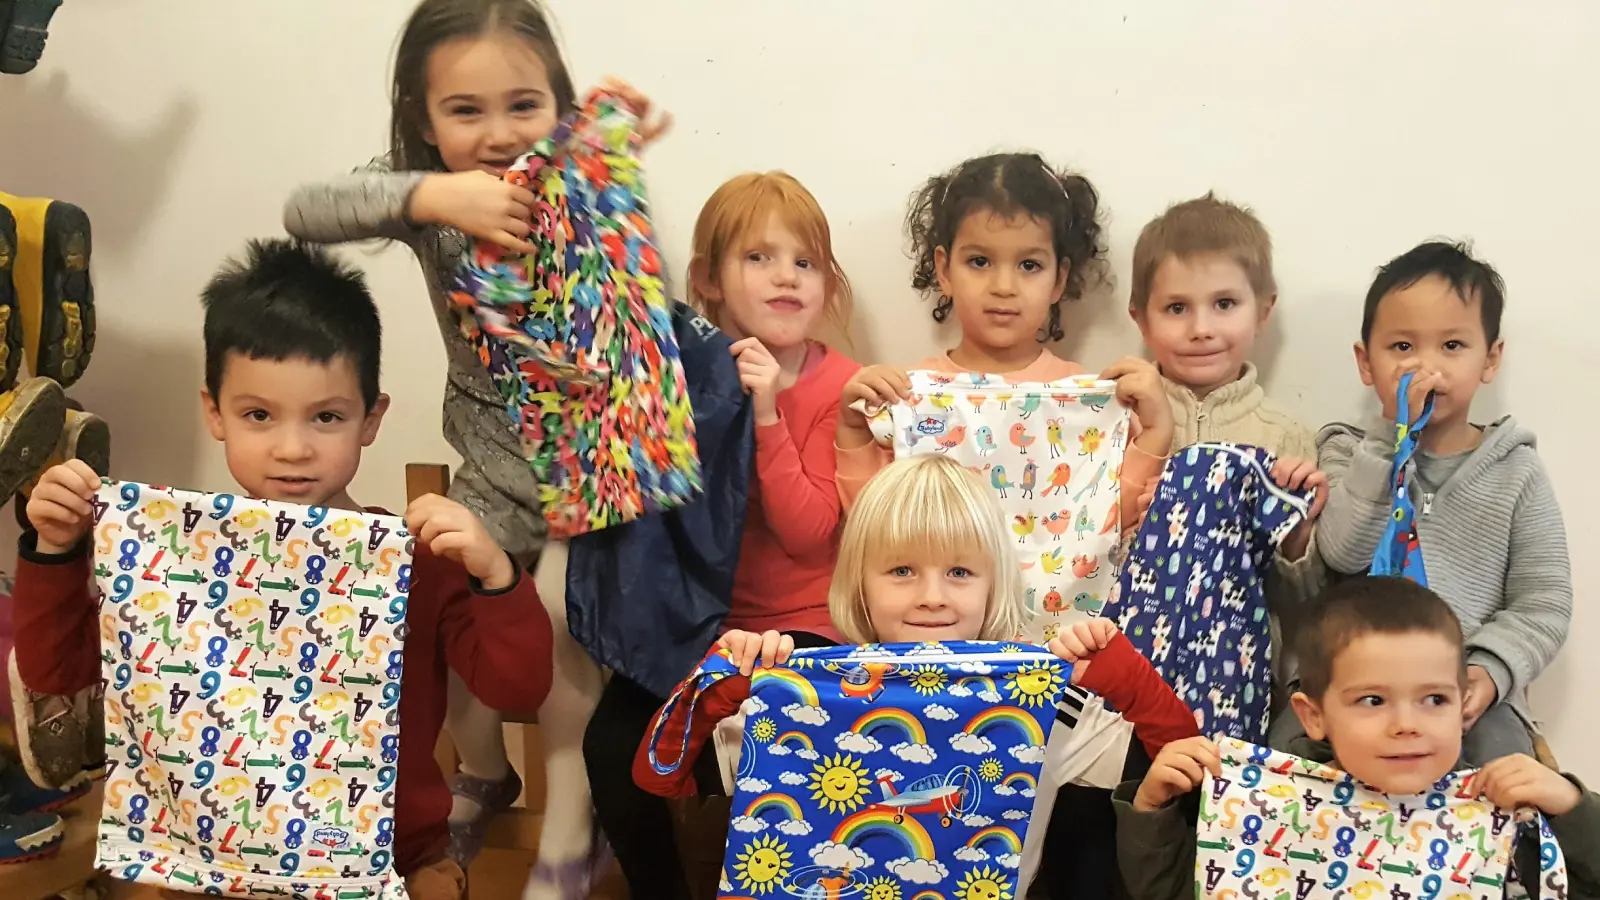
[961,706,1045,746]
[955,675,997,696]
[849,707,928,745]
[751,667,820,707]
[774,731,815,754]
[830,808,936,861]
[1001,772,1037,792]
[744,793,804,822]
[910,893,945,900]
[965,826,1021,854]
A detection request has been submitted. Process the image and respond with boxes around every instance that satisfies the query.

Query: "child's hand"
[27,460,100,555]
[404,494,517,591]
[1048,618,1118,684]
[409,171,538,256]
[1100,357,1174,455]
[1462,665,1499,730]
[838,366,910,433]
[1134,736,1221,812]
[1135,486,1156,525]
[730,337,781,427]
[599,76,673,147]
[1470,754,1581,817]
[1271,457,1328,560]
[1381,359,1443,425]
[718,629,794,676]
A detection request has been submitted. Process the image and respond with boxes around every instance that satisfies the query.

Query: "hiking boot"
[0,376,64,500]
[9,647,96,791]
[0,0,61,74]
[0,756,88,814]
[0,193,94,386]
[19,406,109,500]
[0,810,62,862]
[0,205,22,393]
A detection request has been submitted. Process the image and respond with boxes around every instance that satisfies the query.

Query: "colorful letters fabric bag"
[1371,371,1436,584]
[864,371,1129,642]
[1111,444,1313,742]
[648,642,1070,899]
[1196,738,1571,900]
[450,89,699,538]
[92,481,411,900]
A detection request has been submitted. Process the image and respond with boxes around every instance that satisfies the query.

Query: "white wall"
[1,0,1595,772]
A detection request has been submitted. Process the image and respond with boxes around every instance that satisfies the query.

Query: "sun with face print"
[864,876,901,900]
[809,753,872,814]
[956,866,1013,900]
[1006,664,1065,709]
[908,665,947,695]
[751,717,778,742]
[734,834,792,895]
[978,758,1004,782]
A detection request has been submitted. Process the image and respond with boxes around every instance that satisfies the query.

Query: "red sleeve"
[12,533,101,697]
[754,405,844,558]
[421,545,553,717]
[633,650,751,799]
[1075,633,1200,759]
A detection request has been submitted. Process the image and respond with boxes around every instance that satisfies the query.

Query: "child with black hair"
[834,152,1175,899]
[11,239,554,900]
[1291,241,1572,765]
[1112,575,1597,899]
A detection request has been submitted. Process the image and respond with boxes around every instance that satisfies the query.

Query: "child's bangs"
[863,469,997,568]
[724,177,834,267]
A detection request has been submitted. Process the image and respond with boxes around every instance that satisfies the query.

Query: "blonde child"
[835,152,1173,532]
[582,172,860,900]
[282,1,667,894]
[635,456,1201,817]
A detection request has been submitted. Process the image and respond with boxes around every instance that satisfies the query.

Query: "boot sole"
[0,378,64,500]
[0,0,60,75]
[62,409,109,476]
[34,201,94,386]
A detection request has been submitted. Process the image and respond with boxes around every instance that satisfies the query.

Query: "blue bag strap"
[646,649,739,776]
[1370,371,1436,579]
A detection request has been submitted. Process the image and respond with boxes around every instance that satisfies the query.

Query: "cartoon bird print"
[1074,460,1108,502]
[968,393,987,412]
[1042,589,1066,613]
[1074,506,1095,539]
[974,426,998,456]
[1039,547,1064,575]
[1099,501,1120,535]
[930,392,955,411]
[995,391,1013,409]
[1019,460,1038,500]
[1072,554,1100,579]
[1018,394,1042,419]
[1012,512,1036,543]
[1009,422,1035,455]
[989,464,1012,498]
[1044,463,1073,496]
[1044,510,1072,541]
[1045,419,1067,458]
[1078,426,1105,460]
[1073,593,1103,615]
[933,425,968,452]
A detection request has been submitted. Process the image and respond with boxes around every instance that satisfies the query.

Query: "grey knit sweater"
[282,160,548,565]
[1313,413,1572,722]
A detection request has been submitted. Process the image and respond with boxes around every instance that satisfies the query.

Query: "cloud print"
[886,858,949,884]
[810,842,872,870]
[947,684,973,698]
[992,784,1016,796]
[776,819,813,836]
[834,732,883,754]
[892,742,938,764]
[977,690,1002,703]
[783,704,830,726]
[795,748,820,760]
[743,696,768,714]
[730,816,767,833]
[903,642,950,656]
[922,704,958,722]
[737,777,770,793]
[1008,745,1046,764]
[1003,809,1029,820]
[767,744,792,756]
[953,846,989,862]
[961,815,993,827]
[874,768,902,781]
[956,661,994,675]
[779,771,807,786]
[996,852,1022,869]
[949,733,996,755]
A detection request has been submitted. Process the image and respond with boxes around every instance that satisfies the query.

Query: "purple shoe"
[446,768,523,868]
[526,827,614,900]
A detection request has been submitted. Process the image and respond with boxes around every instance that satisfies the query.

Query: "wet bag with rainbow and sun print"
[647,642,1070,900]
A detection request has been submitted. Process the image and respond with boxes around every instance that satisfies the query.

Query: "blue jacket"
[565,302,753,698]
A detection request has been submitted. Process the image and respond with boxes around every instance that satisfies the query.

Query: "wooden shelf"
[0,783,102,900]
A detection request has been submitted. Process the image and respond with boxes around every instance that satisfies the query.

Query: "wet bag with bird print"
[647,641,1070,900]
[863,371,1130,644]
[91,481,412,900]
[1197,738,1570,900]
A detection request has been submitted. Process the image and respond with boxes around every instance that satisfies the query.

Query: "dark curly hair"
[907,153,1108,342]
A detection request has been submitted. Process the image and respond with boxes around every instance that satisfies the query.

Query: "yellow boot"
[0,376,64,500]
[0,203,24,391]
[0,192,94,387]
